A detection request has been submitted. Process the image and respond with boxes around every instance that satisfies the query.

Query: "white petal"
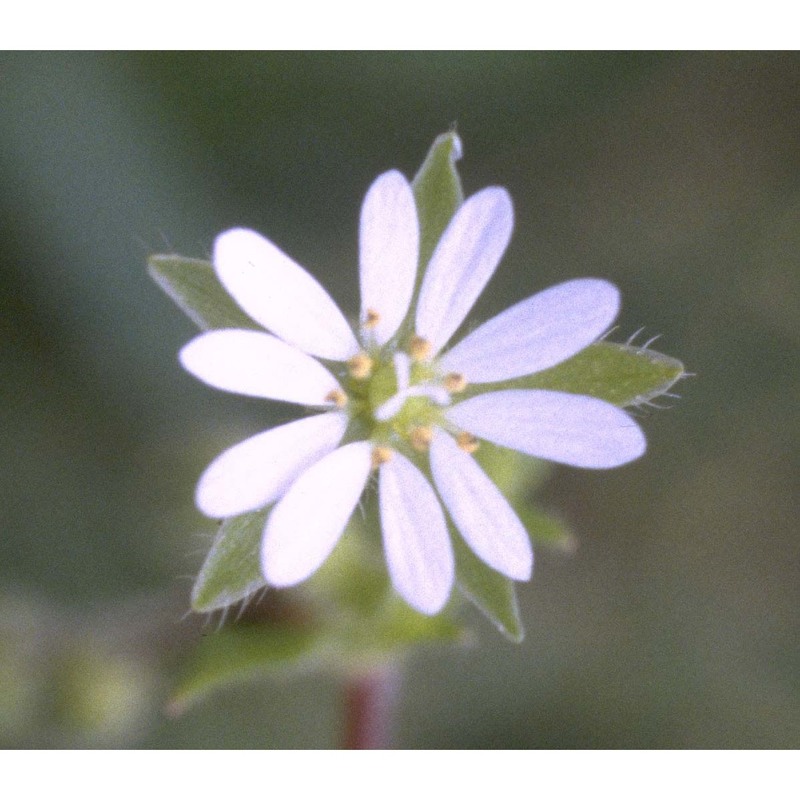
[379,452,453,615]
[180,329,342,405]
[261,441,372,587]
[359,171,419,345]
[195,412,348,518]
[446,390,647,468]
[374,393,406,422]
[415,187,513,355]
[375,383,452,422]
[439,279,620,383]
[393,352,411,392]
[429,430,532,580]
[214,228,359,360]
[408,385,451,407]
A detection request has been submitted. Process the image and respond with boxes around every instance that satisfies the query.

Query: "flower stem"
[342,664,402,749]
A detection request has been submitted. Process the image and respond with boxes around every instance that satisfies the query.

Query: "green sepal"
[473,440,551,498]
[469,341,685,408]
[452,533,524,643]
[516,505,576,552]
[191,511,269,612]
[178,511,466,709]
[366,599,465,652]
[303,508,467,661]
[169,623,320,714]
[411,452,525,643]
[412,131,464,271]
[147,254,258,331]
[303,510,391,618]
[323,596,466,672]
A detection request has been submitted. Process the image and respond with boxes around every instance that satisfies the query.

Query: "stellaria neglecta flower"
[179,167,646,615]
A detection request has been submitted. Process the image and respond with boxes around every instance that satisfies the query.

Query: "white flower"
[179,168,646,615]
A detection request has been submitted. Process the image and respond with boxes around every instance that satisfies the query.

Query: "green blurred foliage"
[1,52,798,748]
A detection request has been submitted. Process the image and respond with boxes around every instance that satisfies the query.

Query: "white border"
[4,2,798,49]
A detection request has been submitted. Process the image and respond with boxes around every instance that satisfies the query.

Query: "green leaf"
[147,254,258,331]
[471,341,685,407]
[412,131,464,271]
[452,533,524,643]
[169,623,320,713]
[191,511,269,612]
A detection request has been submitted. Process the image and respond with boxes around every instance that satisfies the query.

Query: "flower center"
[373,354,448,420]
[340,337,471,453]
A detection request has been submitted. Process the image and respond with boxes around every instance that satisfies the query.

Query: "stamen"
[363,309,381,329]
[371,445,394,469]
[456,431,479,454]
[324,389,348,408]
[443,372,467,393]
[409,426,434,452]
[347,352,374,380]
[409,335,432,362]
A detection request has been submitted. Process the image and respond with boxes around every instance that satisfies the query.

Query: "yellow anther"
[324,389,348,408]
[456,431,479,454]
[408,335,432,362]
[363,309,381,329]
[409,425,434,452]
[347,352,374,380]
[443,372,467,393]
[371,445,394,469]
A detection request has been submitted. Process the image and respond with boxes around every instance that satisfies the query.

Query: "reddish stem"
[342,665,402,749]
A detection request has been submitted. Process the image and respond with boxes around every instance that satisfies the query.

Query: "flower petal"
[379,451,454,615]
[195,412,348,518]
[180,329,342,405]
[415,187,513,355]
[374,393,406,422]
[446,389,647,468]
[359,171,419,346]
[393,352,411,392]
[214,228,359,360]
[439,278,620,383]
[429,430,532,581]
[261,441,372,587]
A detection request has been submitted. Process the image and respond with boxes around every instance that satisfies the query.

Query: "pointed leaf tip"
[453,533,524,642]
[518,341,686,408]
[147,254,258,331]
[191,511,269,612]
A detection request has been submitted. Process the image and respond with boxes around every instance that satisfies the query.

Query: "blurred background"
[1,52,798,748]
